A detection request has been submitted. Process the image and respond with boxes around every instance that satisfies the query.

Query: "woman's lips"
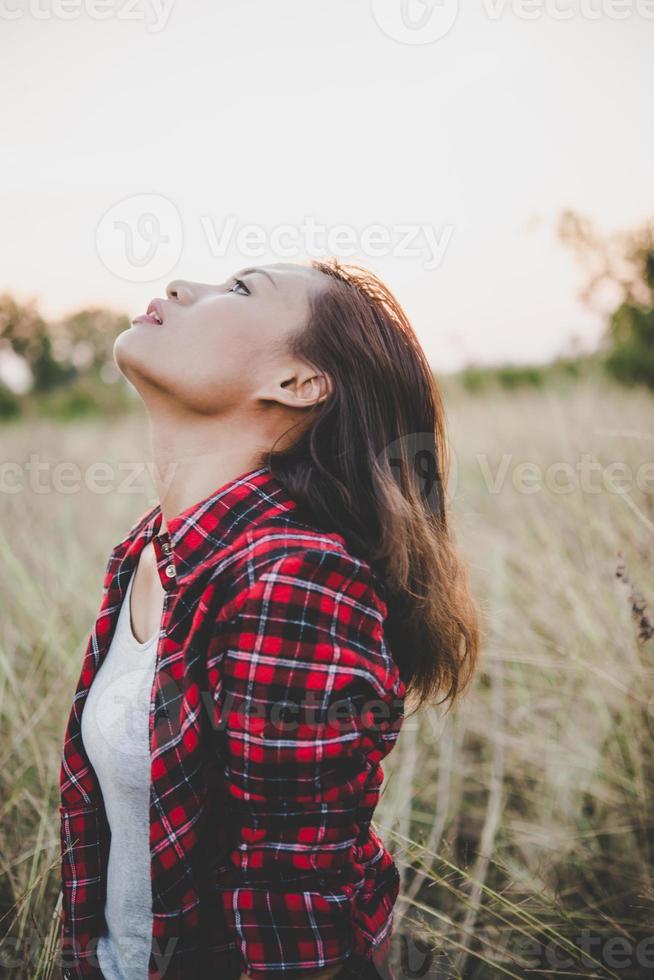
[131,298,164,326]
[131,313,162,325]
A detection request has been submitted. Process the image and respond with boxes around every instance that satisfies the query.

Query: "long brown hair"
[264,258,481,717]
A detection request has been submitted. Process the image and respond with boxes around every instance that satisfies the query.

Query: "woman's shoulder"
[221,518,389,624]
[245,515,378,576]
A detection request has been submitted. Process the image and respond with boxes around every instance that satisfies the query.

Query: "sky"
[1,0,653,372]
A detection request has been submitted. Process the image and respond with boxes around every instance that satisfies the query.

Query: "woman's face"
[113,262,323,415]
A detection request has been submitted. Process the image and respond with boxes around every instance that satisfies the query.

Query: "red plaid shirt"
[59,465,406,980]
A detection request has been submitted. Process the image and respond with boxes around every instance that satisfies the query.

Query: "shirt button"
[165,564,175,579]
[161,541,171,554]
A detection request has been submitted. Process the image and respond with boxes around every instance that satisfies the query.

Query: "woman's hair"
[264,258,481,717]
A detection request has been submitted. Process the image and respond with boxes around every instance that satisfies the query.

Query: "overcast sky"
[2,0,653,371]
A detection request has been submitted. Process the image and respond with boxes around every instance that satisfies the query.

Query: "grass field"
[1,375,653,979]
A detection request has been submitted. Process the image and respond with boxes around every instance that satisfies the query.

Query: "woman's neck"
[146,411,266,534]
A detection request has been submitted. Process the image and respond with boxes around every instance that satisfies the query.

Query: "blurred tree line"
[0,298,134,420]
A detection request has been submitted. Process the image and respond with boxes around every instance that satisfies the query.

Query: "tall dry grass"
[1,377,652,978]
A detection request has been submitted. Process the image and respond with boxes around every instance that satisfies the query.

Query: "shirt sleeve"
[208,547,405,980]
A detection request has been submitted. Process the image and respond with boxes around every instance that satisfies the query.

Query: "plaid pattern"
[59,466,406,980]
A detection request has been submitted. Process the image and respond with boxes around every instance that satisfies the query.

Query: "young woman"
[58,259,480,980]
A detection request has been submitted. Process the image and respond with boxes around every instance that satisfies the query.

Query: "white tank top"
[81,569,159,980]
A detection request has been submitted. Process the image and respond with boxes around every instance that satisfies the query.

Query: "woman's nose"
[166,280,195,304]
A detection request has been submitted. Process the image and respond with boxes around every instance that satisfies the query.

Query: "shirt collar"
[116,464,299,588]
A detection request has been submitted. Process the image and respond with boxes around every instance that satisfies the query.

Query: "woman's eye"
[229,278,250,296]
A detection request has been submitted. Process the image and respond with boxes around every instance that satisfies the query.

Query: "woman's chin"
[112,331,154,387]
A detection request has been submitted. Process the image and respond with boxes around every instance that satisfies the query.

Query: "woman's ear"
[256,368,332,410]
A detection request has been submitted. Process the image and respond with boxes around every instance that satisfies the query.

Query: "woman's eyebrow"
[237,267,278,289]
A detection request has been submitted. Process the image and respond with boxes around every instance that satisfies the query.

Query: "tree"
[557,211,654,389]
[0,294,74,392]
[52,308,129,376]
[0,296,130,401]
